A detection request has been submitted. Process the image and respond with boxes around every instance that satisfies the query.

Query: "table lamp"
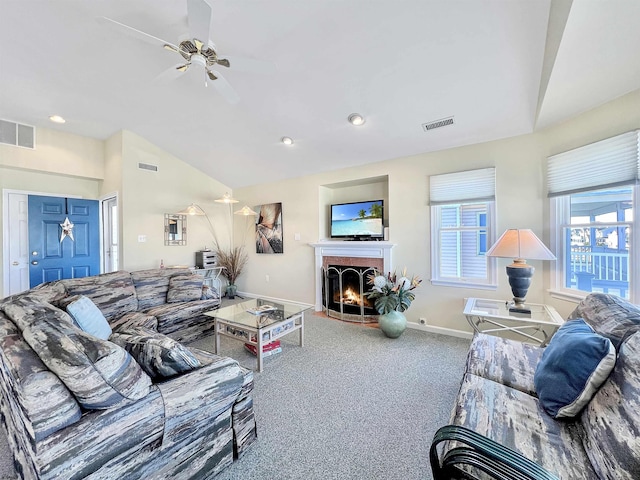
[486,229,556,313]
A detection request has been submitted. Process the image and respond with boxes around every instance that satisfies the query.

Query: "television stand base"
[346,237,381,242]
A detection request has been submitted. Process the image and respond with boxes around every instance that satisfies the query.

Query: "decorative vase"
[378,310,407,338]
[226,284,237,299]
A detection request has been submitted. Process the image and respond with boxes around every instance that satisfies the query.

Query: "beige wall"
[236,88,640,332]
[0,127,103,179]
[117,130,233,271]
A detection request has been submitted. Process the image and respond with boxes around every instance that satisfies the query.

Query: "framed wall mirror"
[165,214,187,246]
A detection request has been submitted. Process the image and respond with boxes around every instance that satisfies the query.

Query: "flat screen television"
[330,200,384,239]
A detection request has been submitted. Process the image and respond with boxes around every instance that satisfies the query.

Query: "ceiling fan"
[98,0,273,104]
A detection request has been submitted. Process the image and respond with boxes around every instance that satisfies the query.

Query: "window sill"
[431,279,497,290]
[548,289,586,304]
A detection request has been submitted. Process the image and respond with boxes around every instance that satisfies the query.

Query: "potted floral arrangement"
[365,268,422,338]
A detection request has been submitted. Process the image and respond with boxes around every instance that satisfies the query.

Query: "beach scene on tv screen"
[332,201,383,236]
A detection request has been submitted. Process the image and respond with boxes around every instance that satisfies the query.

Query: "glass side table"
[463,297,564,346]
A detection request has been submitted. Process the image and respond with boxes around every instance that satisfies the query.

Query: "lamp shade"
[234,205,258,216]
[177,203,206,216]
[486,229,555,261]
[214,193,239,204]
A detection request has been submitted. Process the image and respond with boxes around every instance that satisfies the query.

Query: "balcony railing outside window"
[563,187,633,300]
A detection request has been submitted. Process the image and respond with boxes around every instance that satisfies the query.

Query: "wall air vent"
[138,162,159,172]
[0,119,35,149]
[422,116,454,132]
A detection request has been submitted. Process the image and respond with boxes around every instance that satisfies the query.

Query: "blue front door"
[28,195,100,288]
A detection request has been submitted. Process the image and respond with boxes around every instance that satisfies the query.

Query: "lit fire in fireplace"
[340,287,362,305]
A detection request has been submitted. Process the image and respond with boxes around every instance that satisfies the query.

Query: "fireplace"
[323,265,378,322]
[311,241,396,316]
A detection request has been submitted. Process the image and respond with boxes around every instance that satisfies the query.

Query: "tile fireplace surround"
[310,241,396,312]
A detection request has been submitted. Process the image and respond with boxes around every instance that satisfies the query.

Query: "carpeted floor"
[0,311,470,480]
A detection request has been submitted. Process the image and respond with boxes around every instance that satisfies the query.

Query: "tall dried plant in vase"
[216,245,249,298]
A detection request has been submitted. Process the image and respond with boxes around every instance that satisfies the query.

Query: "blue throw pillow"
[534,319,616,418]
[66,295,112,340]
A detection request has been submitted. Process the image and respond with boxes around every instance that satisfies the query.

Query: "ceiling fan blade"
[187,0,212,45]
[154,63,188,83]
[221,56,276,74]
[97,16,179,51]
[207,70,240,104]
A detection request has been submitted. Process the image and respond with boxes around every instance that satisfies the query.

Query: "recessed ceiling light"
[348,113,365,126]
[281,136,294,145]
[49,115,66,124]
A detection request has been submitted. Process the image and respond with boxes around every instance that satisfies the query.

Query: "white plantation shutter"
[547,130,640,197]
[429,167,496,205]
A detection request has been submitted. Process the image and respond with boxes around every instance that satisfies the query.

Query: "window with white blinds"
[547,130,640,197]
[429,167,496,205]
[429,167,497,288]
[548,131,640,302]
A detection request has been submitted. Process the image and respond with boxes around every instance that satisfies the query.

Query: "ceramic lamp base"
[506,263,534,311]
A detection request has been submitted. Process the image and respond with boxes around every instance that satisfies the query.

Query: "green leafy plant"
[364,268,422,314]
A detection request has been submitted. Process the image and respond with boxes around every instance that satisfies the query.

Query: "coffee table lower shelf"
[213,313,304,372]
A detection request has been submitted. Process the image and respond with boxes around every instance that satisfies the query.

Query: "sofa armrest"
[155,356,245,448]
[430,425,559,480]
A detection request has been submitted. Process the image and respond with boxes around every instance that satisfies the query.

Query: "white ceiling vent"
[0,119,35,149]
[422,116,454,132]
[138,162,158,172]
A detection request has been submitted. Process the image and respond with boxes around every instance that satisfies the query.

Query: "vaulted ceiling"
[1,1,639,188]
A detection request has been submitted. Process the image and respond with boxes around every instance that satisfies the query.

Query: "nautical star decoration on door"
[60,216,74,242]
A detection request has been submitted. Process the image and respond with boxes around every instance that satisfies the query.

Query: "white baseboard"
[405,322,474,340]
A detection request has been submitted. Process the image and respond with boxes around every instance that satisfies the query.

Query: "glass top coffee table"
[205,298,311,372]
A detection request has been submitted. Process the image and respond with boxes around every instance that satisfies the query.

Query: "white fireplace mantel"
[310,241,396,311]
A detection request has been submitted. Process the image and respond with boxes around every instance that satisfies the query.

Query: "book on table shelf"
[244,340,281,356]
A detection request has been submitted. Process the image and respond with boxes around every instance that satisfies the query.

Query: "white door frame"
[2,189,81,297]
[100,192,119,273]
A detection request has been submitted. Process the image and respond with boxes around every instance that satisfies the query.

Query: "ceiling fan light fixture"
[348,113,365,126]
[191,55,206,68]
[281,136,294,145]
[49,115,66,124]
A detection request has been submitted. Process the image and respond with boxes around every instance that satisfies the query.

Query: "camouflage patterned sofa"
[431,293,640,480]
[0,268,256,479]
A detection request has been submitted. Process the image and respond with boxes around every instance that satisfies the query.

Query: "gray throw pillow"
[110,327,201,380]
[166,273,203,303]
